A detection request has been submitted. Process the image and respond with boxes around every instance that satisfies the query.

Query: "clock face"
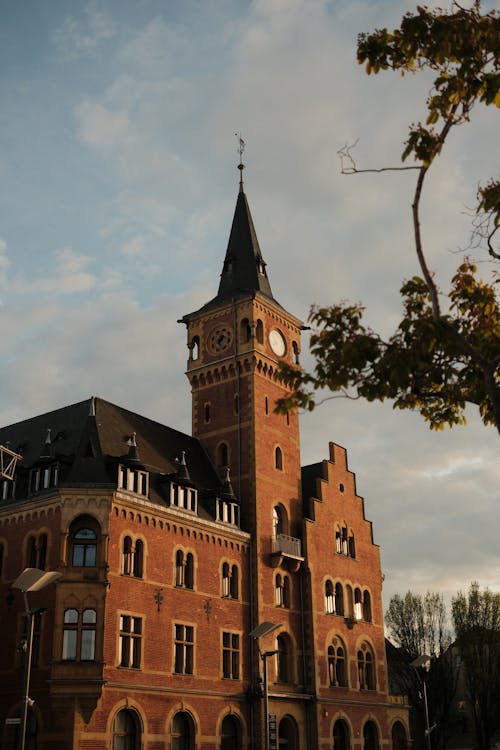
[208,325,233,355]
[269,328,286,357]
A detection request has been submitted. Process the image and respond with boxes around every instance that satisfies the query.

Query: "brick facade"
[0,179,409,749]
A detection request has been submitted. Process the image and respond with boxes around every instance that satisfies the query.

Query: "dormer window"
[216,499,239,526]
[118,465,149,497]
[170,483,197,513]
[29,463,59,494]
[1,478,16,501]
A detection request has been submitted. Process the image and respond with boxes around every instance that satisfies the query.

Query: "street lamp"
[12,568,62,750]
[411,654,436,750]
[249,621,282,750]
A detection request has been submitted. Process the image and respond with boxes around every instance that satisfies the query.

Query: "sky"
[0,0,498,615]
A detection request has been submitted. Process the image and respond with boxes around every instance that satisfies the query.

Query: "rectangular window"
[118,466,149,497]
[222,632,240,679]
[174,624,194,674]
[62,608,96,661]
[119,615,142,669]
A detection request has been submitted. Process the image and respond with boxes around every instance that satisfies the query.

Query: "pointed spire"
[221,466,236,499]
[176,450,192,483]
[40,428,52,459]
[126,432,140,463]
[216,153,274,302]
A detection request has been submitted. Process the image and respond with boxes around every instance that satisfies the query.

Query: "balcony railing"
[272,533,302,558]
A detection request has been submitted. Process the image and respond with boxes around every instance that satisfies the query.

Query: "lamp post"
[249,621,282,750]
[12,568,62,750]
[411,654,436,750]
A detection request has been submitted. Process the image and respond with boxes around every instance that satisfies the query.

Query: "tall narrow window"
[363,590,372,622]
[222,632,240,679]
[222,562,230,597]
[204,403,210,423]
[265,396,269,415]
[172,712,195,750]
[133,539,144,578]
[355,588,363,620]
[0,542,4,579]
[328,637,347,687]
[176,550,185,587]
[112,708,141,750]
[230,565,239,599]
[69,517,100,567]
[363,721,379,750]
[119,615,142,669]
[325,580,334,614]
[122,536,133,576]
[335,583,344,616]
[358,643,376,690]
[221,714,242,750]
[185,553,194,590]
[275,574,283,607]
[333,719,350,750]
[277,633,292,683]
[275,446,283,471]
[217,442,229,467]
[256,319,264,344]
[174,624,194,674]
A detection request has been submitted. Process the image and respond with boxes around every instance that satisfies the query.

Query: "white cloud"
[53,5,115,60]
[11,248,96,296]
[75,100,133,150]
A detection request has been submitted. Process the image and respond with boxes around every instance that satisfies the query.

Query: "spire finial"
[235,132,245,192]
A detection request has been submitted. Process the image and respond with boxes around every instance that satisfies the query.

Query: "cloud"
[53,5,115,60]
[11,248,96,296]
[75,100,133,150]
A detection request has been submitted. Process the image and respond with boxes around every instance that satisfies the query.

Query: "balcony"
[270,533,303,571]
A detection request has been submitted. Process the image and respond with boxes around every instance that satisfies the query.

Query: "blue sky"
[1,0,499,610]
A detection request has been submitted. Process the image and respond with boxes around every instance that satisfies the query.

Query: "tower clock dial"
[208,325,233,354]
[269,328,286,357]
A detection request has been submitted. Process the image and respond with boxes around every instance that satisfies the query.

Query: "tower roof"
[182,177,284,322]
[216,185,274,303]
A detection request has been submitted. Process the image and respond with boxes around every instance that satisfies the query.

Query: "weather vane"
[235,132,245,188]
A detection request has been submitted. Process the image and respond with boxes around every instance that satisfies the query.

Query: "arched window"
[222,562,230,597]
[355,588,363,620]
[363,590,372,622]
[363,721,379,750]
[283,575,291,608]
[336,526,355,558]
[190,336,199,361]
[122,536,133,576]
[185,553,194,589]
[176,550,184,587]
[277,633,292,683]
[133,539,144,578]
[358,642,376,690]
[275,574,283,607]
[217,442,229,467]
[204,403,211,423]
[325,580,334,614]
[346,585,354,618]
[333,719,350,750]
[275,446,283,471]
[69,516,99,567]
[172,711,195,750]
[230,564,239,599]
[292,341,300,365]
[112,708,141,750]
[175,550,194,589]
[278,715,298,750]
[221,714,242,750]
[240,317,251,344]
[391,721,408,750]
[327,636,347,687]
[335,582,344,616]
[256,319,264,344]
[273,505,288,539]
[26,533,47,570]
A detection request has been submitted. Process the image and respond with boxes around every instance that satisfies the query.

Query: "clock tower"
[181,161,305,627]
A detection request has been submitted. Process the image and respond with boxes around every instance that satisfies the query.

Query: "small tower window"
[190,336,199,361]
[234,394,239,415]
[204,403,211,423]
[217,442,229,468]
[265,396,269,416]
[292,341,300,365]
[275,447,283,471]
[256,319,264,344]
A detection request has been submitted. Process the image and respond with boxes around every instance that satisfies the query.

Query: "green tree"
[452,583,500,750]
[279,2,500,433]
[385,592,457,750]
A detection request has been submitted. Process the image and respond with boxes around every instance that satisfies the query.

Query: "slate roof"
[0,397,222,514]
[182,183,287,321]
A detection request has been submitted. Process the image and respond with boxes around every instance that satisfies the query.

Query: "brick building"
[0,168,410,749]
